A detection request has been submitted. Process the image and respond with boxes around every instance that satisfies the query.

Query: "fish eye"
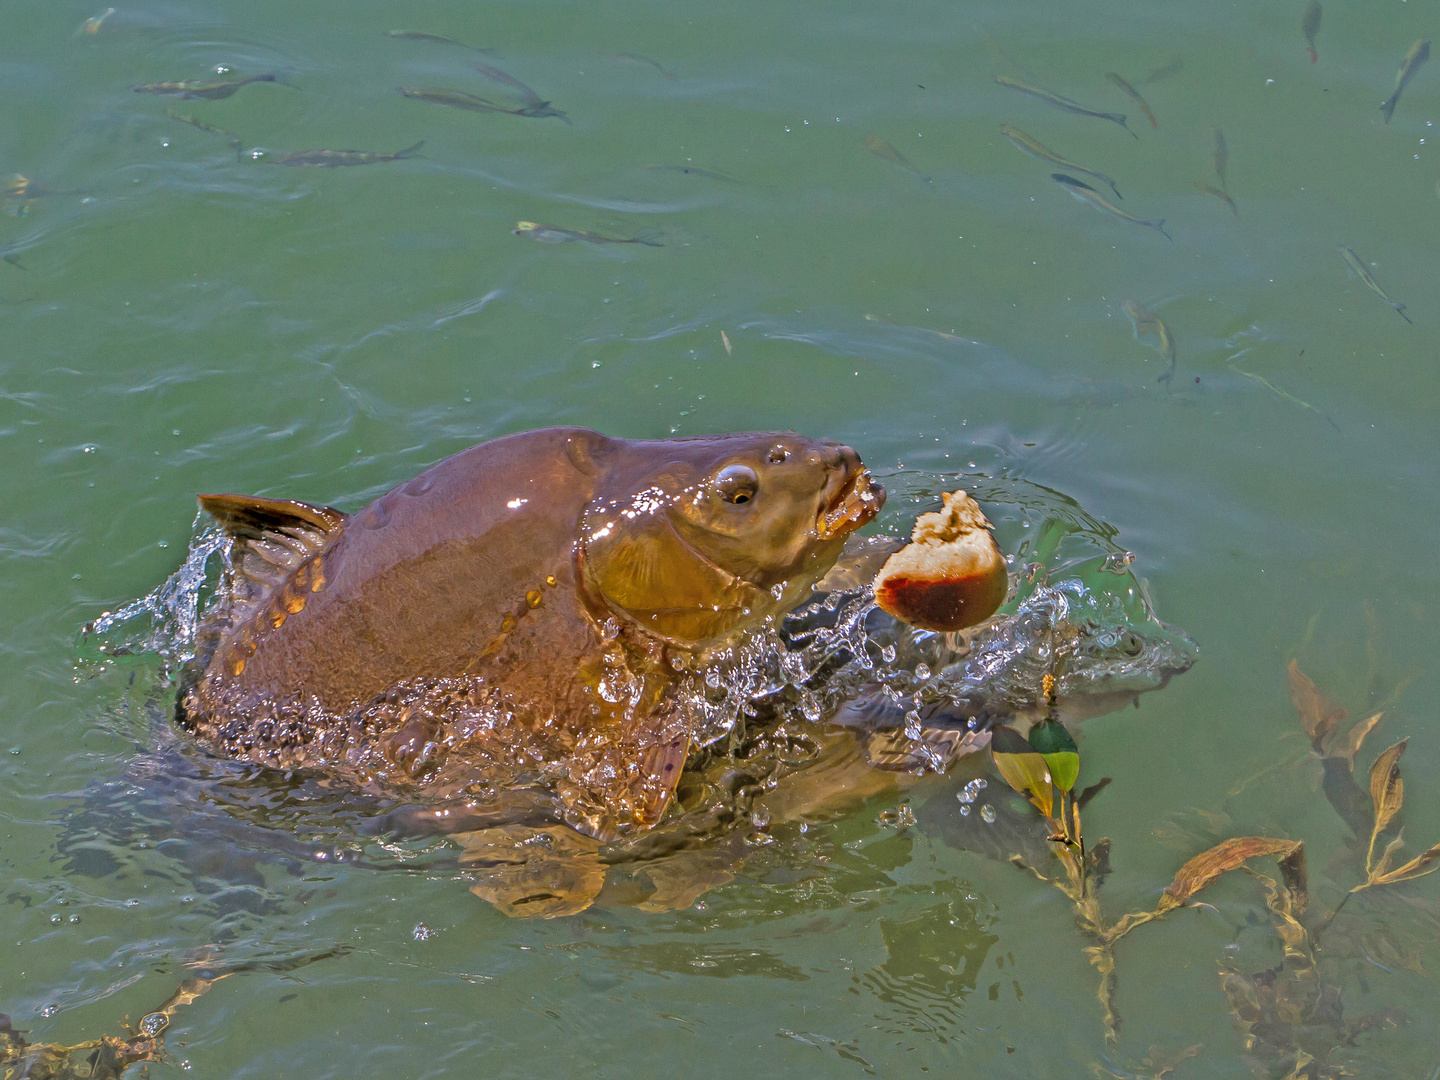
[1120,632,1144,657]
[714,465,759,505]
[768,445,789,464]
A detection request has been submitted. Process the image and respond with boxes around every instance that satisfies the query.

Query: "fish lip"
[817,468,885,540]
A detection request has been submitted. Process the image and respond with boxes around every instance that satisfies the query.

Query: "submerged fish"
[1001,124,1122,199]
[1194,181,1237,217]
[513,220,661,246]
[134,73,277,101]
[383,29,494,53]
[277,141,424,167]
[167,110,242,159]
[864,133,931,182]
[1122,299,1177,383]
[1381,39,1429,123]
[177,428,883,842]
[1141,55,1183,85]
[614,53,676,79]
[473,61,568,121]
[398,86,526,115]
[1053,173,1169,239]
[1230,366,1339,430]
[1211,127,1229,190]
[1105,72,1158,128]
[1303,1,1322,63]
[994,74,1136,138]
[1339,246,1412,323]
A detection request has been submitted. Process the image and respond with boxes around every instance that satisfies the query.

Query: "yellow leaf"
[1157,837,1301,914]
[1329,712,1382,770]
[1368,739,1407,836]
[1287,659,1347,752]
[1373,842,1440,885]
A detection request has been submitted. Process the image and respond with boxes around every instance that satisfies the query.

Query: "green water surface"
[3,0,1439,1076]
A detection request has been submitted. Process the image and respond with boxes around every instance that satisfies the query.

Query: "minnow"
[1105,72,1158,128]
[864,134,932,183]
[1122,299,1177,384]
[473,61,568,122]
[1339,246,1412,323]
[614,53,676,79]
[167,110,243,159]
[1211,128,1228,191]
[1303,1,1322,64]
[1052,174,1168,238]
[277,141,424,168]
[1001,124,1122,199]
[1194,181,1236,217]
[134,73,278,101]
[994,74,1136,138]
[1381,39,1429,123]
[383,30,495,53]
[398,86,528,115]
[513,221,661,246]
[1230,366,1339,430]
[642,164,741,183]
[1141,55,1183,85]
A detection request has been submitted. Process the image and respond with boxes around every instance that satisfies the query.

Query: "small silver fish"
[1001,125,1122,199]
[384,30,495,54]
[1104,72,1157,128]
[398,86,524,115]
[1381,39,1429,123]
[278,141,424,168]
[864,133,932,183]
[1194,181,1237,217]
[513,221,661,246]
[1052,174,1169,239]
[1339,246,1412,323]
[1303,2,1322,63]
[473,62,568,122]
[995,74,1136,138]
[1122,299,1177,384]
[134,73,278,101]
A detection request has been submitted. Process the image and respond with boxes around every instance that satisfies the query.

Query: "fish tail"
[256,73,278,84]
[396,140,425,159]
[1107,180,1123,201]
[634,229,665,247]
[1395,304,1413,325]
[1381,95,1398,122]
[1308,46,1318,63]
[1154,219,1171,241]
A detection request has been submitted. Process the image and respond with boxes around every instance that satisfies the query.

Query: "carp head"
[580,432,884,648]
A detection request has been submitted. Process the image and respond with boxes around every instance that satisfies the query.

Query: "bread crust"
[873,490,1007,632]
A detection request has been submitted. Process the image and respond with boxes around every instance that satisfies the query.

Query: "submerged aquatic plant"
[994,656,1434,1077]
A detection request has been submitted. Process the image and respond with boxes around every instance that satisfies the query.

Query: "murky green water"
[4,0,1440,1076]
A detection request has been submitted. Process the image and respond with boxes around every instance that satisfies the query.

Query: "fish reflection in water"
[277,141,424,167]
[513,220,662,245]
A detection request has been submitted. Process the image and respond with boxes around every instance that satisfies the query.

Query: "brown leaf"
[1368,739,1407,836]
[1328,712,1382,770]
[1158,837,1301,914]
[1373,842,1440,885]
[1287,659,1347,752]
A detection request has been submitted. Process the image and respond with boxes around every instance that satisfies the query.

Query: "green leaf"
[1028,719,1080,793]
[992,724,1053,817]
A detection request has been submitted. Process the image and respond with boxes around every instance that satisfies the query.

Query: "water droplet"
[50,914,61,924]
[41,1005,58,1018]
[958,804,971,817]
[139,1012,168,1036]
[413,922,434,941]
[981,804,996,823]
[68,915,79,924]
[880,643,896,663]
[914,663,930,680]
[125,898,140,908]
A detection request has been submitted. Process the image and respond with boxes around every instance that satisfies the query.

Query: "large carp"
[181,428,883,842]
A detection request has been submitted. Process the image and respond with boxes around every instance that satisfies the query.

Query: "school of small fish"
[990,4,1423,394]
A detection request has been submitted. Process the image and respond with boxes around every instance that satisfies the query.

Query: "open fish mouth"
[817,469,884,540]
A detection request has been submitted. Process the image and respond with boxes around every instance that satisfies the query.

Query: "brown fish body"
[182,428,881,839]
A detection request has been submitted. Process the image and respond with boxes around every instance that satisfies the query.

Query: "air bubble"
[980,804,996,823]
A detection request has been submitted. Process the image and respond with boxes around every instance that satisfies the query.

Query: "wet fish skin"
[398,86,521,115]
[1001,124,1122,199]
[134,73,277,101]
[1105,72,1158,128]
[1339,246,1412,323]
[278,140,424,168]
[1303,1,1322,63]
[1052,173,1169,239]
[1381,39,1429,123]
[384,29,495,54]
[864,133,932,183]
[514,220,662,246]
[994,74,1137,138]
[1194,181,1237,217]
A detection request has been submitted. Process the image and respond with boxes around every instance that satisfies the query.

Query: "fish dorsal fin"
[197,493,347,625]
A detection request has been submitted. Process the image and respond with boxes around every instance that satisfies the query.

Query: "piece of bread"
[872,490,1007,632]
